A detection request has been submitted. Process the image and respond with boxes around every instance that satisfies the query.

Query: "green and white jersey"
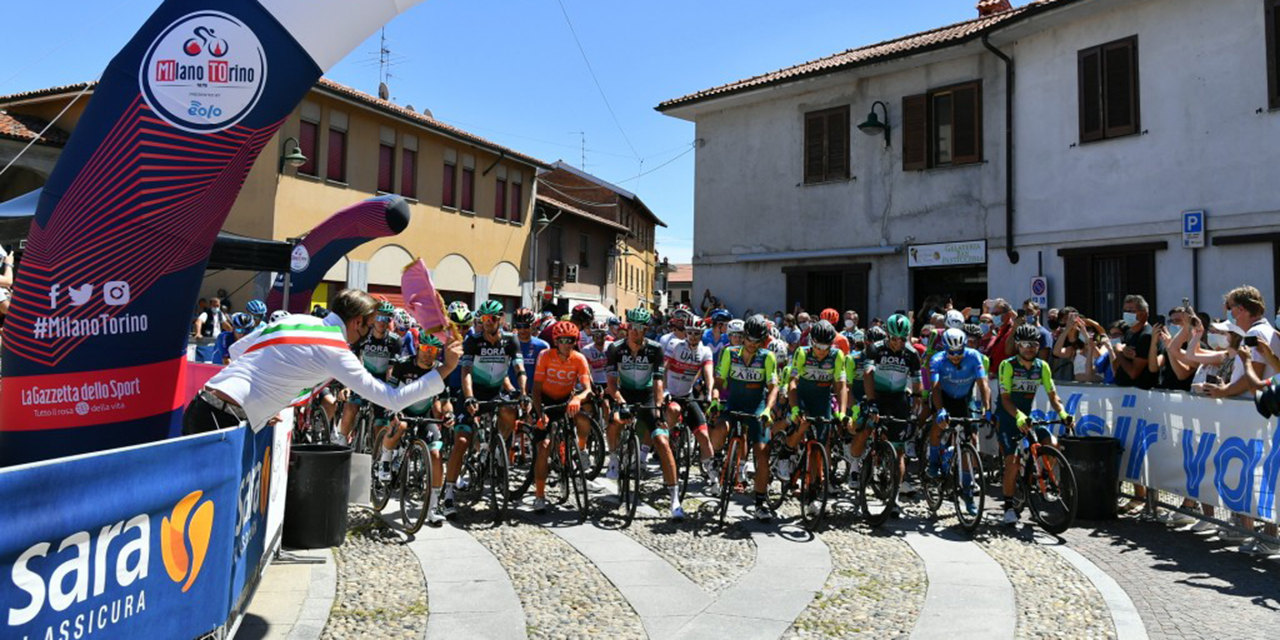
[356,330,401,377]
[607,339,665,402]
[462,331,522,390]
[862,340,922,395]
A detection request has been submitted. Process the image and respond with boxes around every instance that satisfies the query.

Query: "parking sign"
[1182,210,1205,248]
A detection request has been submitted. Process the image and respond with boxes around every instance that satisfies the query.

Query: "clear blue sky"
[1,0,982,263]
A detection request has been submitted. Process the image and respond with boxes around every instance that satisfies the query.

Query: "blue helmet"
[246,299,267,317]
[231,312,255,332]
[710,309,731,323]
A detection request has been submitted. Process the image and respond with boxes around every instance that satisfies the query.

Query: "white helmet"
[269,310,289,323]
[727,319,745,335]
[942,328,967,353]
[944,309,965,329]
[590,318,608,334]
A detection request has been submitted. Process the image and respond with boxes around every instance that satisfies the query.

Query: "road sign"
[1030,276,1048,307]
[1182,210,1205,248]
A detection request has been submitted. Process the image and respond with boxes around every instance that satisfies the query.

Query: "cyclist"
[703,309,732,353]
[661,308,696,352]
[608,315,624,341]
[444,300,524,519]
[854,314,922,505]
[927,328,991,515]
[812,308,851,354]
[396,308,419,357]
[531,321,594,512]
[713,314,780,521]
[511,307,549,394]
[214,312,256,364]
[663,311,717,491]
[337,300,401,443]
[606,309,683,519]
[780,320,846,518]
[382,333,450,526]
[997,323,1072,526]
[246,299,268,327]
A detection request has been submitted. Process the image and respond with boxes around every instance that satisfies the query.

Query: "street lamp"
[279,136,307,172]
[857,101,891,148]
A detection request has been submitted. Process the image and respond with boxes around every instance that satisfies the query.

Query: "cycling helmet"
[269,310,289,323]
[231,312,254,331]
[942,328,967,353]
[1014,324,1041,344]
[477,300,503,317]
[376,300,395,316]
[246,299,267,317]
[709,308,731,323]
[962,323,983,339]
[311,305,329,318]
[394,308,412,326]
[866,325,888,343]
[885,314,911,339]
[626,307,653,326]
[809,320,837,347]
[607,315,621,327]
[727,319,745,335]
[820,308,840,324]
[743,314,769,342]
[550,320,580,341]
[448,307,474,326]
[670,307,695,328]
[447,300,469,314]
[590,318,608,335]
[944,309,965,329]
[850,329,866,343]
[513,307,535,325]
[571,303,595,324]
[768,325,782,343]
[418,332,443,347]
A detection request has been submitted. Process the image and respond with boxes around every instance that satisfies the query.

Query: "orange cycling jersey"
[534,349,592,401]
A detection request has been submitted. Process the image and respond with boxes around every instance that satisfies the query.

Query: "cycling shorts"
[723,404,769,444]
[667,396,708,433]
[397,415,444,451]
[456,386,510,434]
[870,393,912,444]
[938,394,972,424]
[795,390,834,421]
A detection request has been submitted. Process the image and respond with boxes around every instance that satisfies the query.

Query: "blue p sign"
[1184,211,1203,233]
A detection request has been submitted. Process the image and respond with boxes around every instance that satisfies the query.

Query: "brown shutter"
[298,120,318,176]
[1063,254,1093,320]
[786,270,806,312]
[902,94,928,170]
[327,129,346,182]
[1078,48,1104,143]
[804,112,826,183]
[826,107,849,180]
[951,83,982,165]
[1103,38,1139,138]
[401,149,416,199]
[377,144,394,192]
[843,264,870,318]
[1268,0,1280,109]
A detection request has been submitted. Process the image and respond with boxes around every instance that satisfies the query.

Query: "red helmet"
[551,320,580,341]
[820,308,840,324]
[571,303,595,324]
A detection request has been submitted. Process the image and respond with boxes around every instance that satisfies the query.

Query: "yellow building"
[0,79,548,316]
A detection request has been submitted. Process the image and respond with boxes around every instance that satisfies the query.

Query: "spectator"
[980,299,1016,375]
[194,296,231,338]
[795,311,813,345]
[217,288,232,312]
[1091,320,1127,385]
[780,313,801,351]
[1112,294,1157,389]
[1007,299,1052,361]
[1051,306,1085,381]
[1150,306,1194,392]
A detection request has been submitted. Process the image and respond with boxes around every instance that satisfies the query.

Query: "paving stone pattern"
[321,508,428,640]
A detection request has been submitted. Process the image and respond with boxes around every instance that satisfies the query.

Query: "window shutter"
[509,182,523,222]
[298,120,318,175]
[1078,48,1104,143]
[377,144,394,192]
[442,163,456,208]
[1268,0,1279,109]
[1103,39,1139,138]
[1124,250,1156,312]
[461,168,474,211]
[951,83,981,165]
[902,94,928,171]
[326,129,346,182]
[786,271,806,312]
[1063,254,1093,320]
[495,178,507,220]
[842,265,869,318]
[804,113,826,183]
[825,108,849,180]
[401,149,416,199]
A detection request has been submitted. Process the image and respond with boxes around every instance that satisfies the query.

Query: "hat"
[1209,320,1246,337]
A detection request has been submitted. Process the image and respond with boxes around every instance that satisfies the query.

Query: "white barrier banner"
[1025,383,1279,523]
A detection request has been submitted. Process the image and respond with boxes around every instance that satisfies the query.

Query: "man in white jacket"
[183,289,461,434]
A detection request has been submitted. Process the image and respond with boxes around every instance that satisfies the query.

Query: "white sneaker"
[1218,527,1250,542]
[1003,508,1019,525]
[427,509,446,526]
[606,456,619,480]
[671,504,686,521]
[640,445,651,466]
[899,479,916,495]
[805,501,821,519]
[377,463,392,482]
[1189,519,1215,533]
[774,457,794,482]
[455,475,470,491]
[1162,511,1196,526]
[533,497,548,513]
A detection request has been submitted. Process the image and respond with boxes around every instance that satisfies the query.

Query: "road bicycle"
[856,412,912,527]
[713,410,765,527]
[454,399,518,526]
[605,402,666,527]
[920,415,988,533]
[1007,418,1079,534]
[766,413,833,530]
[535,400,592,523]
[370,415,446,533]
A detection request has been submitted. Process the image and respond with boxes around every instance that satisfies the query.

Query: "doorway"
[911,265,987,316]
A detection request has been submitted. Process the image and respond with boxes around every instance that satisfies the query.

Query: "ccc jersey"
[607,339,665,400]
[388,357,436,416]
[998,357,1054,415]
[462,331,522,390]
[716,346,777,409]
[862,340,922,395]
[357,331,401,377]
[664,338,713,398]
[534,349,592,402]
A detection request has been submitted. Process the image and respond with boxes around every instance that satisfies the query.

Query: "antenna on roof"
[421,107,434,119]
[378,82,390,101]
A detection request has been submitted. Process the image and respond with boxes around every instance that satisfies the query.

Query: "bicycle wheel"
[826,433,851,492]
[507,424,536,503]
[400,439,431,534]
[858,440,900,527]
[567,433,591,523]
[308,402,331,444]
[584,418,607,480]
[618,434,641,526]
[674,424,693,501]
[1026,445,1078,534]
[486,433,509,526]
[953,442,985,533]
[553,425,572,506]
[717,438,743,527]
[764,433,791,512]
[923,444,947,515]
[370,427,393,512]
[801,441,830,531]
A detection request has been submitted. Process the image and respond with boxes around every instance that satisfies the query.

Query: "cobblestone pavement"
[321,508,428,640]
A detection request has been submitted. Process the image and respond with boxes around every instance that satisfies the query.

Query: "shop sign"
[907,240,986,268]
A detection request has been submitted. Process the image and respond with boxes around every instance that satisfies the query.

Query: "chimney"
[976,0,1013,17]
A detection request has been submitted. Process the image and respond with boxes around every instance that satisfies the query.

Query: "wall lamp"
[857,101,891,147]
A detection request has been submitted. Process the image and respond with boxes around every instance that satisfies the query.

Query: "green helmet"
[419,332,443,347]
[626,307,652,326]
[448,308,474,326]
[886,313,911,339]
[376,301,395,315]
[477,300,504,317]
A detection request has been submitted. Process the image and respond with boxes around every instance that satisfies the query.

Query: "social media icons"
[47,281,132,307]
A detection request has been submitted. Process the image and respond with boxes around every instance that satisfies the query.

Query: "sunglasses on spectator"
[556,337,576,345]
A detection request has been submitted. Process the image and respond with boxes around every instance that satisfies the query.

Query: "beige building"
[0,79,547,316]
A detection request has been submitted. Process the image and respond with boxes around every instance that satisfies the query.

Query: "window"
[803,106,850,183]
[784,264,870,317]
[461,168,475,211]
[495,177,508,220]
[579,233,590,268]
[401,149,417,199]
[549,226,563,261]
[1060,242,1163,322]
[377,143,394,193]
[1268,0,1280,109]
[903,82,981,170]
[442,160,456,208]
[298,119,318,176]
[326,128,346,182]
[509,179,523,223]
[1078,36,1139,143]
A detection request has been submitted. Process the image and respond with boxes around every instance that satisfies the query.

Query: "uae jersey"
[606,339,665,402]
[356,330,401,377]
[664,337,713,398]
[581,340,611,385]
[462,331,522,390]
[862,340,922,395]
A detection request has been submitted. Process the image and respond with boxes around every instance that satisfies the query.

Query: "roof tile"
[0,110,69,146]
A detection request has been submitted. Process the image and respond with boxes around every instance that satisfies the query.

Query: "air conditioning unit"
[566,264,580,284]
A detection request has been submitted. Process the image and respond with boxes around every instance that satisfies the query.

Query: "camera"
[1245,335,1259,347]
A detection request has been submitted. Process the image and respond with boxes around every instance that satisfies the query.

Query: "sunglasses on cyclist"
[1017,340,1039,350]
[514,323,531,329]
[812,341,831,350]
[376,315,391,323]
[556,337,576,345]
[481,314,501,322]
[947,348,965,357]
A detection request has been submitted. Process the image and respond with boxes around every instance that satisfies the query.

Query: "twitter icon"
[68,284,93,307]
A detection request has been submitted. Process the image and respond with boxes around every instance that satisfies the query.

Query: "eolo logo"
[160,490,214,593]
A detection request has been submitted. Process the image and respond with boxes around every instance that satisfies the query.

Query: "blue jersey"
[702,328,730,351]
[929,348,987,400]
[511,336,549,392]
[211,331,237,364]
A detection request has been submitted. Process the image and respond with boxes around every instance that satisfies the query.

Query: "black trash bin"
[1060,436,1123,521]
[284,444,351,548]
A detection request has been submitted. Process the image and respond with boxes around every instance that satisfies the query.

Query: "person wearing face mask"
[795,311,814,347]
[184,289,462,435]
[1149,306,1195,392]
[1111,294,1158,389]
[979,299,1016,375]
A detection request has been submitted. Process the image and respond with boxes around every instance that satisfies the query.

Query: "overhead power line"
[555,0,640,161]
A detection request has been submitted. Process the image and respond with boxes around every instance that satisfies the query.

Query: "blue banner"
[228,424,275,621]
[0,429,243,640]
